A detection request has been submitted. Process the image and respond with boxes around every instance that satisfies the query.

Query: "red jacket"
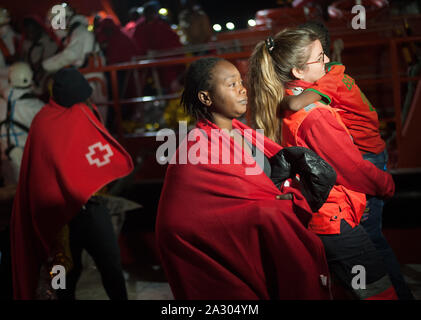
[132,17,184,91]
[95,17,139,64]
[132,17,182,56]
[305,63,385,154]
[282,83,394,234]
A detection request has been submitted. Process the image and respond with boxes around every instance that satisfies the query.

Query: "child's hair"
[181,57,223,123]
[298,20,331,58]
[247,28,318,143]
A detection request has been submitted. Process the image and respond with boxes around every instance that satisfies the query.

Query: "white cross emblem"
[85,142,114,168]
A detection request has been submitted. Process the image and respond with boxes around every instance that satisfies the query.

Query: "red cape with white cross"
[10,98,133,300]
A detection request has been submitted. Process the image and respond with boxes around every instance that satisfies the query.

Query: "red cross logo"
[85,142,114,168]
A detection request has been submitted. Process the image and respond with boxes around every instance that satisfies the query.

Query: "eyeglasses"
[306,52,325,65]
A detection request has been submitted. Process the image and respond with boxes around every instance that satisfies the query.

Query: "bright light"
[226,22,235,30]
[159,8,168,16]
[213,24,222,32]
[248,19,256,27]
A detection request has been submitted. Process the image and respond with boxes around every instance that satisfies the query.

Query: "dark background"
[119,0,281,28]
[0,0,287,31]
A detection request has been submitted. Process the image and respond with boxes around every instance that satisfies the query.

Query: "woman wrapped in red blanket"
[155,57,338,299]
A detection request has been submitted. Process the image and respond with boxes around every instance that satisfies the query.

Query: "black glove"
[270,146,337,212]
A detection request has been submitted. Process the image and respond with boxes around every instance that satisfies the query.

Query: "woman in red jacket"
[248,28,397,300]
[280,22,414,300]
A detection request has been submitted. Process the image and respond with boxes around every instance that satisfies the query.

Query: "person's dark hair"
[52,67,93,108]
[143,1,160,20]
[23,17,43,41]
[298,21,331,58]
[181,57,223,122]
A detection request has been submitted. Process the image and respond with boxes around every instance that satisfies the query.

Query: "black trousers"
[57,198,127,300]
[318,219,394,299]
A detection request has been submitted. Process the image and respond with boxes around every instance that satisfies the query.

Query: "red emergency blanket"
[156,119,331,299]
[10,99,133,299]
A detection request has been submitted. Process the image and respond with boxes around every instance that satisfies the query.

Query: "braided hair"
[180,57,223,123]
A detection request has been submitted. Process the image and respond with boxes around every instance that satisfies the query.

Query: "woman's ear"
[292,67,304,80]
[198,90,212,107]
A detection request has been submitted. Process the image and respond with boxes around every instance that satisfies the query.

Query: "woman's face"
[207,60,248,120]
[299,40,330,83]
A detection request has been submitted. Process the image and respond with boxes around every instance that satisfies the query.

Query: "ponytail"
[247,41,284,143]
[247,28,319,144]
